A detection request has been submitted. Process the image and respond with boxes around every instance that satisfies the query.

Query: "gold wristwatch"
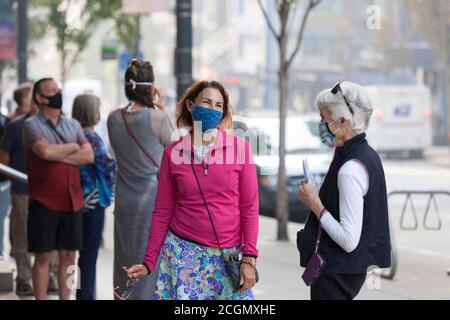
[241,256,257,268]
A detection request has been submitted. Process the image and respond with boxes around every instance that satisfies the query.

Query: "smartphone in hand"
[302,158,316,185]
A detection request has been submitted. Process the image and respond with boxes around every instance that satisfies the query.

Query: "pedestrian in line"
[108,59,176,300]
[0,88,11,261]
[23,78,94,300]
[10,82,33,121]
[72,94,116,300]
[125,80,259,300]
[297,81,391,300]
[0,82,35,295]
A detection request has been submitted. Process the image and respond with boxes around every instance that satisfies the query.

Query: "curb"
[0,292,19,300]
[0,260,16,300]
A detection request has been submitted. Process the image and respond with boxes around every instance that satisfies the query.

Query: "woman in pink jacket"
[123,80,259,300]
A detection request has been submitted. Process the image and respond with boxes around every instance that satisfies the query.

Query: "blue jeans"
[0,181,11,256]
[76,205,105,300]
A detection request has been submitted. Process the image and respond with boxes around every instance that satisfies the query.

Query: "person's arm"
[60,127,94,165]
[31,139,80,162]
[239,140,259,258]
[319,160,369,253]
[60,142,94,166]
[23,119,80,162]
[238,140,259,291]
[153,110,177,147]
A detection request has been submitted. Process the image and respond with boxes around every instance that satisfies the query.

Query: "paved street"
[3,147,450,300]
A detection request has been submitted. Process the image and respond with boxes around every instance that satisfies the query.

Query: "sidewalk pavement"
[425,146,450,168]
[0,259,17,300]
[2,206,441,300]
[0,292,19,300]
[95,212,408,300]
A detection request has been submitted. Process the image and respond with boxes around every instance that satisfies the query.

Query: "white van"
[365,85,433,158]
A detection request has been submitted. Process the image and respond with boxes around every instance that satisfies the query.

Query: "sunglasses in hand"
[113,266,138,300]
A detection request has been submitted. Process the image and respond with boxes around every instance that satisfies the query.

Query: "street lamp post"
[132,14,141,59]
[175,0,192,100]
[17,0,28,83]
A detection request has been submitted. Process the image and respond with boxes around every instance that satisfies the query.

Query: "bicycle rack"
[392,190,446,231]
[381,190,450,280]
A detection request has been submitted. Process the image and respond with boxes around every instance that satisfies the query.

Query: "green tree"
[113,12,141,56]
[258,0,322,240]
[34,0,122,84]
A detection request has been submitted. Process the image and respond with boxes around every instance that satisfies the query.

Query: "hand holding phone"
[302,158,316,185]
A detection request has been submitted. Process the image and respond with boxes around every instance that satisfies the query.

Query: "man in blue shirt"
[0,83,33,295]
[0,88,11,263]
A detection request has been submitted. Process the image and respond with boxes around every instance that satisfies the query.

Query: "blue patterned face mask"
[192,105,223,133]
[319,119,341,148]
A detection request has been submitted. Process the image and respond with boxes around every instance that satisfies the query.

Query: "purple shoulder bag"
[302,221,326,286]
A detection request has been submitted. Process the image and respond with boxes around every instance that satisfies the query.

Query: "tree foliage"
[33,0,122,81]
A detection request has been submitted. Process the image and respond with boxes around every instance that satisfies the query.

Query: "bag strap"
[121,109,160,169]
[314,211,324,253]
[45,119,67,144]
[190,157,223,252]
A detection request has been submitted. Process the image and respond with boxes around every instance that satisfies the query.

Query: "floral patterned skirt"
[153,231,255,300]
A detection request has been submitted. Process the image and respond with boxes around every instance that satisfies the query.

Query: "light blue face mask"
[192,105,223,133]
[319,119,341,148]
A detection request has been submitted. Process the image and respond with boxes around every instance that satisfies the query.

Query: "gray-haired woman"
[72,94,116,300]
[297,81,391,300]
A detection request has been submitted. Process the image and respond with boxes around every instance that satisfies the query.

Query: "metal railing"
[0,163,28,184]
[381,190,450,280]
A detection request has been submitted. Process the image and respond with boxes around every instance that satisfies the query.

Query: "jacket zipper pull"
[204,168,208,175]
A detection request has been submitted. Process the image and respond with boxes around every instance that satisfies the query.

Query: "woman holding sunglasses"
[297,81,391,300]
[124,80,259,300]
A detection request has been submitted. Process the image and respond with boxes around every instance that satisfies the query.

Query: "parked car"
[233,113,332,223]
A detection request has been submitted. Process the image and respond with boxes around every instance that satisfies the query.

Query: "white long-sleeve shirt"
[320,159,369,253]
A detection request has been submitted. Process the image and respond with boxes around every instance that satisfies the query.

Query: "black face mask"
[41,91,63,109]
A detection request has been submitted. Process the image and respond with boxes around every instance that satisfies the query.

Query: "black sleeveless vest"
[297,133,391,274]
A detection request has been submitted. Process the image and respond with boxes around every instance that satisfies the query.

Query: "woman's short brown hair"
[176,80,233,130]
[124,59,155,108]
[72,94,101,128]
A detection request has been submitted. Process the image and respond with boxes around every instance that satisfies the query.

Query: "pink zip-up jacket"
[143,129,259,271]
